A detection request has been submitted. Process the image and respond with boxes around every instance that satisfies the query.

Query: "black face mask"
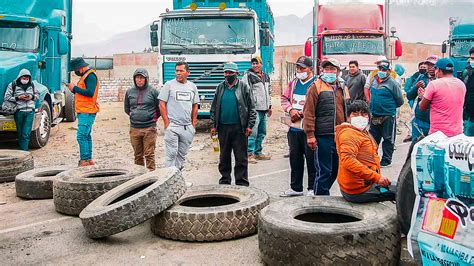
[419,69,427,75]
[225,75,237,84]
[74,70,83,77]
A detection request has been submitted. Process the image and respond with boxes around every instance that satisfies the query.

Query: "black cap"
[69,57,89,72]
[295,56,312,68]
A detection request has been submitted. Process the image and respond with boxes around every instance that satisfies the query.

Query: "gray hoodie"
[124,68,160,128]
[4,69,39,112]
[242,69,272,111]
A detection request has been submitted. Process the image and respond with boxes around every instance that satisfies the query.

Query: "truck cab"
[443,17,474,78]
[0,0,75,148]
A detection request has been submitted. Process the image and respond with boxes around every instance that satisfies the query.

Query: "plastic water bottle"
[211,134,219,152]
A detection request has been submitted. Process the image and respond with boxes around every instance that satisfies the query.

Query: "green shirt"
[219,84,240,125]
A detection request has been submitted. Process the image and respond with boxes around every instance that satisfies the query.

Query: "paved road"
[0,141,412,265]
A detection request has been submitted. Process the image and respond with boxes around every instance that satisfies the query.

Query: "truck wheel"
[16,165,70,199]
[151,185,269,241]
[396,158,416,235]
[0,150,34,183]
[29,101,51,148]
[64,89,76,122]
[53,165,148,216]
[258,196,401,265]
[80,168,186,239]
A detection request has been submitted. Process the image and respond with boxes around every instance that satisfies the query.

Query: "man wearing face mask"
[462,47,474,136]
[368,59,404,168]
[336,100,395,203]
[280,56,317,197]
[66,57,100,166]
[304,58,350,196]
[210,62,256,186]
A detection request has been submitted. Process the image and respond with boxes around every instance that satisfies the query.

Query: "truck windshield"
[0,22,40,52]
[161,17,255,54]
[323,34,385,55]
[450,39,474,58]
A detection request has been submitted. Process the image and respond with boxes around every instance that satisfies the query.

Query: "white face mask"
[20,79,29,85]
[296,72,308,80]
[350,116,369,130]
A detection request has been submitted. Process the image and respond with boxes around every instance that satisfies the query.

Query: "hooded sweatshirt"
[335,123,382,195]
[4,69,39,112]
[242,68,272,111]
[124,68,160,128]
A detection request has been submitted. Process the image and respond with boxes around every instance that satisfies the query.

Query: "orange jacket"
[335,123,381,195]
[75,69,100,114]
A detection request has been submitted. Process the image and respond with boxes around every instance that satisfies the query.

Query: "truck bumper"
[0,112,42,132]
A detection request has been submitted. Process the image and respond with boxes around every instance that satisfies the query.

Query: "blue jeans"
[248,111,267,155]
[412,118,430,143]
[464,120,474,137]
[14,111,35,151]
[313,135,339,195]
[77,113,96,160]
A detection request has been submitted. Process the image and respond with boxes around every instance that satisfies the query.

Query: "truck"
[442,17,474,78]
[149,0,274,118]
[304,1,402,75]
[0,0,75,148]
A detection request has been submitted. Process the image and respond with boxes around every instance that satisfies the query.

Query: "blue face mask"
[321,73,337,83]
[378,71,388,79]
[470,61,474,68]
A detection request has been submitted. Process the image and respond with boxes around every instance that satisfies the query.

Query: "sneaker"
[78,160,89,167]
[306,190,314,196]
[248,154,258,164]
[87,160,95,166]
[279,189,304,197]
[381,161,392,168]
[255,154,271,160]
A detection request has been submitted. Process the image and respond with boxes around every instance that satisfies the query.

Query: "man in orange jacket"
[335,100,395,203]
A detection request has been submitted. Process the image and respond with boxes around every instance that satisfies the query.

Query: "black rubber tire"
[258,196,401,265]
[53,165,148,216]
[63,89,76,122]
[151,185,270,242]
[0,150,34,183]
[396,144,417,235]
[79,168,186,239]
[15,165,70,199]
[30,101,51,148]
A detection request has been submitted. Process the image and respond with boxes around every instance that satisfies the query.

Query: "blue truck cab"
[150,0,274,118]
[0,0,75,148]
[443,17,474,77]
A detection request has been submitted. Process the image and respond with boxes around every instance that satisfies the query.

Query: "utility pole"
[312,0,319,70]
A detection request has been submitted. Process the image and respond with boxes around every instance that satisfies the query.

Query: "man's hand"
[67,83,75,92]
[210,128,217,136]
[267,109,272,117]
[378,177,391,187]
[417,87,425,99]
[245,128,252,137]
[18,95,28,101]
[415,80,425,89]
[289,109,301,123]
[307,137,317,150]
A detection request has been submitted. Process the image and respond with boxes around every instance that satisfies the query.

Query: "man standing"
[280,56,316,197]
[242,56,272,163]
[124,68,160,171]
[210,62,256,186]
[368,59,404,168]
[364,56,397,103]
[402,62,427,142]
[67,58,100,167]
[420,58,466,137]
[159,62,199,170]
[343,60,367,102]
[463,47,474,136]
[304,58,349,195]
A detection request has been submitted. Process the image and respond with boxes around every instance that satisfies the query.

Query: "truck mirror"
[58,32,69,56]
[261,29,270,46]
[304,40,312,57]
[442,42,447,54]
[150,31,159,47]
[395,39,403,57]
[150,24,159,31]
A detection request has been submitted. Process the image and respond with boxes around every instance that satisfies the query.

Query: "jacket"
[369,76,404,116]
[210,79,256,132]
[74,69,100,114]
[242,69,272,111]
[342,70,367,102]
[406,74,432,123]
[124,68,161,128]
[404,72,420,94]
[463,65,474,120]
[280,78,298,113]
[335,123,381,195]
[3,69,39,112]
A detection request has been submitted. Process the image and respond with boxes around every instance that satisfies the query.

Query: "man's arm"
[393,82,404,107]
[191,104,198,128]
[210,84,220,127]
[419,97,431,112]
[159,101,169,128]
[419,82,434,112]
[124,89,130,115]
[303,83,318,139]
[73,73,97,97]
[281,80,293,113]
[246,83,257,130]
[3,82,14,103]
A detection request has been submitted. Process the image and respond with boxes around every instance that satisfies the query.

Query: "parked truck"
[150,0,274,118]
[442,17,474,78]
[0,0,75,148]
[304,1,402,75]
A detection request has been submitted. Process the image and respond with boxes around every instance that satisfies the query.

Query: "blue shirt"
[290,77,315,132]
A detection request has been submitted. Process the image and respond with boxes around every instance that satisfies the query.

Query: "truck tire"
[16,165,70,199]
[53,165,148,216]
[0,150,34,183]
[63,89,76,122]
[151,185,269,242]
[258,196,401,265]
[79,168,186,239]
[30,101,51,148]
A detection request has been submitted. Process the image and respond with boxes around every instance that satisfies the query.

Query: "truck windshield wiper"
[0,46,16,51]
[227,24,239,38]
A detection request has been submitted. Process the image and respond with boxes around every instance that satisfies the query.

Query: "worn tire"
[0,150,34,183]
[258,196,401,265]
[63,89,76,122]
[53,164,148,216]
[79,167,186,239]
[397,158,416,235]
[15,165,70,199]
[151,185,270,242]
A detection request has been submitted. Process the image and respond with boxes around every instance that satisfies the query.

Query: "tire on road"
[397,157,416,235]
[151,185,270,242]
[0,150,34,183]
[16,165,70,199]
[53,164,148,216]
[258,196,401,265]
[79,167,186,239]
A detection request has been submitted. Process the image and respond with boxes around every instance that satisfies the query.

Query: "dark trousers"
[288,130,316,192]
[314,135,339,195]
[341,184,396,203]
[369,116,396,164]
[14,111,35,151]
[218,124,249,186]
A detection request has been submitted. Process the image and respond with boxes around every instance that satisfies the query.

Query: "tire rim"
[39,109,50,139]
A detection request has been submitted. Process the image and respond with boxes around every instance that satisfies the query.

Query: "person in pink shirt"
[419,58,466,137]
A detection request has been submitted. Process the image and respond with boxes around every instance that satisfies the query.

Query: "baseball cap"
[251,56,262,64]
[374,55,388,64]
[321,58,341,69]
[295,56,312,68]
[434,58,454,71]
[425,55,439,65]
[377,59,391,70]
[223,62,239,73]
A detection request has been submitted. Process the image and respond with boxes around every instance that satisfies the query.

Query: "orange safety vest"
[75,69,100,114]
